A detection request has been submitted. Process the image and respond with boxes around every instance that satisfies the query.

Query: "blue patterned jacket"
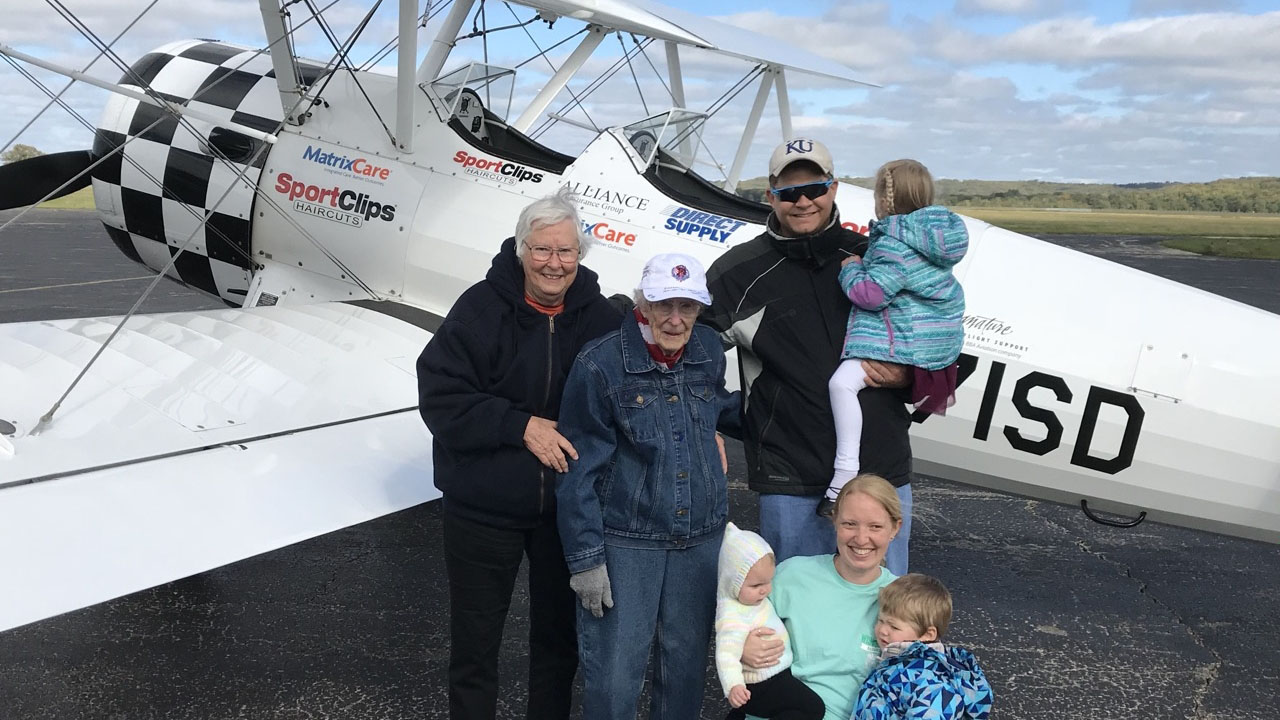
[838,206,967,370]
[851,641,993,720]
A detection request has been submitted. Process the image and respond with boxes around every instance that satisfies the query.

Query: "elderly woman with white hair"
[416,188,620,720]
[556,252,743,720]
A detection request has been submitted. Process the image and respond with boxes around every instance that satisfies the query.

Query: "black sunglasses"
[768,179,834,204]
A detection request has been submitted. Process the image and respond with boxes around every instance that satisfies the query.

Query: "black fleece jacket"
[416,238,620,528]
[703,210,913,494]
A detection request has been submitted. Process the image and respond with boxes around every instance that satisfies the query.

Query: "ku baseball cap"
[769,138,835,178]
[636,253,712,306]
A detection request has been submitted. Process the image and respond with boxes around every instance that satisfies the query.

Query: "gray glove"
[569,564,613,618]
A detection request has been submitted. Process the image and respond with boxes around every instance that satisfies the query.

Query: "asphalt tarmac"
[1,209,1278,719]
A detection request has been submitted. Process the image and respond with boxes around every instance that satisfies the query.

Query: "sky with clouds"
[2,0,1277,183]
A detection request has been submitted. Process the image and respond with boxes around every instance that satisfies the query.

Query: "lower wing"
[0,301,441,632]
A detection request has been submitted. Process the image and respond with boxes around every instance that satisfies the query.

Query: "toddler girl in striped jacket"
[820,159,968,516]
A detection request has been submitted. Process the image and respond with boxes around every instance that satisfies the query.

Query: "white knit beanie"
[717,522,775,600]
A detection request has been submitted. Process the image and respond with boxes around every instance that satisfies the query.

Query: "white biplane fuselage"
[1,0,1277,634]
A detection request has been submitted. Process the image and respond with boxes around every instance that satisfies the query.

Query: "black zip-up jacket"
[703,209,913,494]
[416,238,620,528]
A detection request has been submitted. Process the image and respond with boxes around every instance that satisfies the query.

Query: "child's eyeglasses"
[768,180,834,204]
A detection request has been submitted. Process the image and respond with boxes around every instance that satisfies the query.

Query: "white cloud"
[1129,0,1242,15]
[714,5,916,77]
[954,0,1068,17]
[937,12,1280,65]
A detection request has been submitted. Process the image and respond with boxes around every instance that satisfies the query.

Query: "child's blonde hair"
[879,573,952,639]
[874,159,935,217]
[832,474,903,527]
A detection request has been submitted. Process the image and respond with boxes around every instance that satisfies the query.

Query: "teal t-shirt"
[752,555,896,720]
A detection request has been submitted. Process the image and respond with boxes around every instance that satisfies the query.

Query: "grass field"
[36,186,95,210]
[958,206,1280,237]
[958,207,1280,259]
[1160,237,1280,260]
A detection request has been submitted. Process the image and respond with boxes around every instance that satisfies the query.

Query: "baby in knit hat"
[716,523,824,720]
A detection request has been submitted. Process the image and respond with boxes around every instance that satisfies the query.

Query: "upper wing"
[0,301,439,632]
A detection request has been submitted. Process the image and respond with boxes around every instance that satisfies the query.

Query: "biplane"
[1,0,1277,634]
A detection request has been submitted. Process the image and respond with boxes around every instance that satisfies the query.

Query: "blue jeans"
[759,484,912,574]
[576,536,721,720]
[884,484,912,576]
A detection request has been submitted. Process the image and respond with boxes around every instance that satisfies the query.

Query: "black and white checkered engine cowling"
[90,39,326,306]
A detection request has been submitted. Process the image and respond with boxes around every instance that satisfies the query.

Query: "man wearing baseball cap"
[556,252,742,720]
[703,138,915,567]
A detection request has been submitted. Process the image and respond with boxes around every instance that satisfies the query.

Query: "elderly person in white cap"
[556,252,742,720]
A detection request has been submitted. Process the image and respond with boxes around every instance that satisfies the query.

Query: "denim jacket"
[556,318,742,573]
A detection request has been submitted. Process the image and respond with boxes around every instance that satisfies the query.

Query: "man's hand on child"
[861,360,910,389]
[728,685,751,708]
[841,254,862,267]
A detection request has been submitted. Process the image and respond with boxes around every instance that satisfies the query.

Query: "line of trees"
[736,176,1280,214]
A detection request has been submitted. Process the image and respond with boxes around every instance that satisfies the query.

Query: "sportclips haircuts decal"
[452,150,544,185]
[274,172,396,227]
[662,205,745,244]
[302,145,392,183]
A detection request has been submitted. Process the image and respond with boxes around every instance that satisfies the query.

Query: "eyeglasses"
[524,242,579,263]
[768,179,834,204]
[650,299,702,319]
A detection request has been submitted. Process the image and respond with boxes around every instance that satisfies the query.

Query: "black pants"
[726,668,825,720]
[442,508,578,720]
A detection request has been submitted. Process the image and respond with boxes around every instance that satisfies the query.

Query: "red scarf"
[525,293,564,316]
[635,308,683,369]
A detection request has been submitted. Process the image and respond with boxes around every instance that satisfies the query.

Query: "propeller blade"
[0,150,94,210]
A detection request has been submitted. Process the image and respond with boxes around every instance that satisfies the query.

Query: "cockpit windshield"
[620,109,710,173]
[430,62,517,131]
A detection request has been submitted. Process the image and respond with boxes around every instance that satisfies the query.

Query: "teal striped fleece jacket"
[838,206,967,370]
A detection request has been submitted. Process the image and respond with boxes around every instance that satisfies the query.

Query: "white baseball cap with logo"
[636,253,712,306]
[768,138,835,178]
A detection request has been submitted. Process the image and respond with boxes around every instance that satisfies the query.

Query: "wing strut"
[664,41,694,160]
[775,67,792,140]
[396,0,417,151]
[0,44,277,143]
[724,65,778,193]
[418,0,478,83]
[512,24,609,133]
[258,0,307,125]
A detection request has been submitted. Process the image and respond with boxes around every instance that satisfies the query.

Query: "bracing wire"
[24,0,388,432]
[361,0,451,70]
[0,0,160,156]
[502,1,608,133]
[617,33,648,116]
[301,0,397,145]
[630,33,674,104]
[529,37,653,140]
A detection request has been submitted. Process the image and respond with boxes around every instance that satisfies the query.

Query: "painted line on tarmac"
[0,276,152,294]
